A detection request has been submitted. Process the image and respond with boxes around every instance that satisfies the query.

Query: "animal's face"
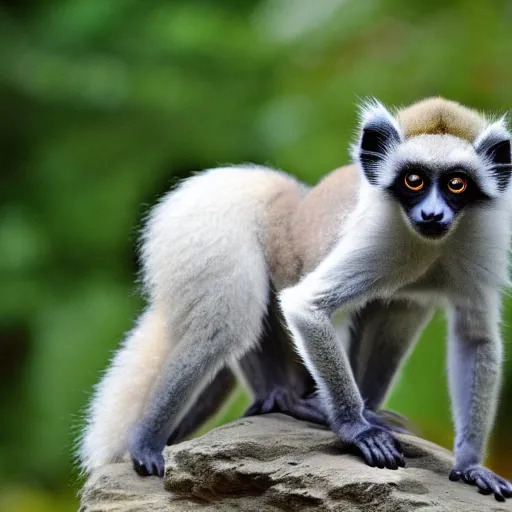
[354,99,512,242]
[386,135,490,239]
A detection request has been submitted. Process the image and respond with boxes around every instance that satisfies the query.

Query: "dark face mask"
[387,167,487,240]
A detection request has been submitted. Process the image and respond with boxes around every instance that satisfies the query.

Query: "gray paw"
[244,388,327,424]
[129,426,166,477]
[352,426,405,470]
[449,465,512,502]
[131,446,165,477]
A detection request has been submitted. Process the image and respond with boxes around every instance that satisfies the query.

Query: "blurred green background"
[1,0,512,510]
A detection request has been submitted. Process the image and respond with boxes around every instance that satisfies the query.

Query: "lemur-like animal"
[80,97,512,502]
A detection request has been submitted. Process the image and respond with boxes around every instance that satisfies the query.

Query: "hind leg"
[350,300,433,433]
[241,330,327,426]
[130,287,268,476]
[129,331,228,476]
[241,292,327,425]
[166,366,237,445]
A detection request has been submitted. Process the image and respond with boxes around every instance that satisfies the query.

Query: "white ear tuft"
[474,116,510,151]
[358,98,403,137]
[352,98,404,186]
[474,116,512,193]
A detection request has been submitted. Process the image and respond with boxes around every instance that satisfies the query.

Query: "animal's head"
[353,97,511,240]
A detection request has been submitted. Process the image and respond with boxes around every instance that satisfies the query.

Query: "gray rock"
[79,414,511,511]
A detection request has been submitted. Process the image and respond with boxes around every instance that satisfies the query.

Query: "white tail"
[78,165,298,473]
[78,308,168,473]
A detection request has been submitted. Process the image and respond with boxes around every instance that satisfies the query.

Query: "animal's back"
[293,164,361,274]
[142,164,306,304]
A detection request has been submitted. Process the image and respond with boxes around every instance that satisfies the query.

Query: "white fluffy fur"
[474,118,512,197]
[79,308,168,472]
[350,98,404,165]
[79,165,297,473]
[474,116,510,151]
[358,98,403,139]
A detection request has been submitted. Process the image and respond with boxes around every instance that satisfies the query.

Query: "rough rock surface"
[79,414,511,511]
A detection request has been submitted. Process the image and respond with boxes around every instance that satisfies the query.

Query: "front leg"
[279,249,406,470]
[447,294,512,501]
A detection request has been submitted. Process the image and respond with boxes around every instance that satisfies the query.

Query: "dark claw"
[153,458,165,478]
[357,441,375,467]
[449,470,462,482]
[367,438,386,468]
[133,458,150,477]
[475,477,491,494]
[380,440,399,470]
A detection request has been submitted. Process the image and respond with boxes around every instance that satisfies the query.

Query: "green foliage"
[1,1,512,510]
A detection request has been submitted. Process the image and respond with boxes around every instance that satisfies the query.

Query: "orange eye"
[404,173,424,191]
[447,176,467,194]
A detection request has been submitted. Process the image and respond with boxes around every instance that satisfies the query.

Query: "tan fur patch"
[397,97,486,142]
[294,165,360,273]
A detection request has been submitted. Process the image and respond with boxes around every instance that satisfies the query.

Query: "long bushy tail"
[78,165,298,474]
[78,308,169,473]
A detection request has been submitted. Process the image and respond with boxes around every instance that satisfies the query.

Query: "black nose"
[421,210,444,222]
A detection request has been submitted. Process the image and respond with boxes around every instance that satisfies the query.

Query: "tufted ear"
[355,99,403,185]
[474,117,512,193]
